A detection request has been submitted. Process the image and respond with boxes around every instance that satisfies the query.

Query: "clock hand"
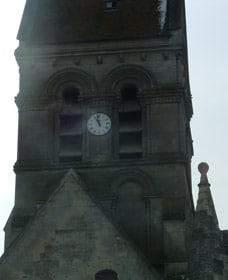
[95,115,101,127]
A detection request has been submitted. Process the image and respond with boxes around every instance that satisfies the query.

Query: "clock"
[87,113,112,136]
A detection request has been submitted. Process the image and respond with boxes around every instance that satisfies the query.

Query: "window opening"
[59,114,83,162]
[104,0,117,11]
[118,85,142,159]
[95,270,118,280]
[121,85,138,101]
[62,86,80,104]
[119,112,142,159]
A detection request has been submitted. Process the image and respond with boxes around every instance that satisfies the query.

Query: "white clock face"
[87,113,112,136]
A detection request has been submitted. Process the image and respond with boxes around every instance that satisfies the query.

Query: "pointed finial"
[198,162,209,185]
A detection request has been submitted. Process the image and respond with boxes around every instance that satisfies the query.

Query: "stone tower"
[0,0,196,279]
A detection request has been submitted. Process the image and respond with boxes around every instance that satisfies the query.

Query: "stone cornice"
[15,43,184,61]
[15,89,192,119]
[14,152,187,173]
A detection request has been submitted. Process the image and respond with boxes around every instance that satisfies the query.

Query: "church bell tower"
[3,0,194,279]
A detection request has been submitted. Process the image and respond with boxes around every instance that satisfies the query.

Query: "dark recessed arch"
[62,86,80,104]
[120,84,138,101]
[95,269,118,280]
[46,68,98,99]
[101,65,157,94]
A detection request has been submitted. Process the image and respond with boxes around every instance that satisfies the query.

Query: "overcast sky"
[0,0,227,255]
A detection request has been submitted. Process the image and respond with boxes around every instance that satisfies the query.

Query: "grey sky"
[186,0,228,231]
[0,0,227,255]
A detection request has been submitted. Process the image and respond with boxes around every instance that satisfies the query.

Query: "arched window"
[118,85,142,159]
[95,270,118,280]
[46,69,97,163]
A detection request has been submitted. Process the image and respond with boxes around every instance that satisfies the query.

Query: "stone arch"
[46,68,98,99]
[109,168,155,196]
[101,64,157,94]
[109,169,156,254]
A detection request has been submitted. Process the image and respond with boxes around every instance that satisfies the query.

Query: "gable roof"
[0,169,161,280]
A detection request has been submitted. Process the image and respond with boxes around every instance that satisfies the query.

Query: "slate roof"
[17,0,168,44]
